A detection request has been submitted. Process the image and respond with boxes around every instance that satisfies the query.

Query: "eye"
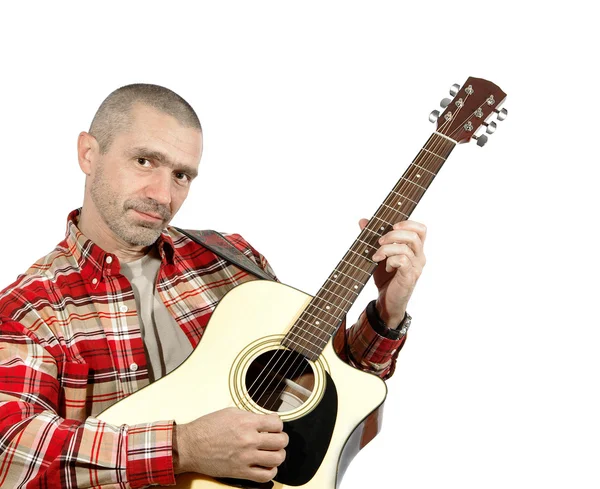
[174,172,191,184]
[137,157,151,167]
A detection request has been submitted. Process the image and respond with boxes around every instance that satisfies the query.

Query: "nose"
[145,170,172,207]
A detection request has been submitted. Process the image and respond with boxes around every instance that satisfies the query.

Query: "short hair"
[89,83,202,155]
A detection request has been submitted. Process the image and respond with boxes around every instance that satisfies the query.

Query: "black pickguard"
[217,371,338,488]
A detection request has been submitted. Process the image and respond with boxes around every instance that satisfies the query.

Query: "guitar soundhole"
[245,348,314,413]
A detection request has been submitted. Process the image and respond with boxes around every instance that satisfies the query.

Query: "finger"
[257,432,289,450]
[372,243,415,262]
[253,448,287,468]
[246,466,278,483]
[384,254,414,274]
[390,220,427,243]
[256,413,283,433]
[379,230,424,258]
[358,218,369,230]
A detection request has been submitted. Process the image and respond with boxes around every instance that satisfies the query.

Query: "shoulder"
[166,227,277,280]
[0,238,72,319]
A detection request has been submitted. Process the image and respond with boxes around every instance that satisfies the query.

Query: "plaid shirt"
[0,209,407,489]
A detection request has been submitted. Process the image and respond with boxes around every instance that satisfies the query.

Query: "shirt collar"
[65,209,177,286]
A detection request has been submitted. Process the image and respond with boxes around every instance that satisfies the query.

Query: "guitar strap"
[174,227,276,282]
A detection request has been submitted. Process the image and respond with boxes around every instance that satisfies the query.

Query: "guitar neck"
[283,132,456,360]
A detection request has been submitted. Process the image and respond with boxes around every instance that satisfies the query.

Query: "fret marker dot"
[354,285,358,289]
[363,249,369,253]
[416,174,421,178]
[316,321,320,325]
[333,274,338,279]
[380,226,385,231]
[397,201,402,205]
[326,305,330,310]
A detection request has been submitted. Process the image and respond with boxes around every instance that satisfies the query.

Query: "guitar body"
[99,280,387,488]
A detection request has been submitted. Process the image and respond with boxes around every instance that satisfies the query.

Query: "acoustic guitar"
[98,76,507,488]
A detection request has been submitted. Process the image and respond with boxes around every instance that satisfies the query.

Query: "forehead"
[115,103,203,163]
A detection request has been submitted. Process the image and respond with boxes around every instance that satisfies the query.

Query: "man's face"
[88,103,203,247]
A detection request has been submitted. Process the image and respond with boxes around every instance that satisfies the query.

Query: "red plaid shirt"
[0,209,407,488]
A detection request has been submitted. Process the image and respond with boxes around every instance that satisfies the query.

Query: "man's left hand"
[359,218,427,328]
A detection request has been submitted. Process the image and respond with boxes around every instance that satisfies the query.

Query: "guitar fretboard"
[282,132,456,360]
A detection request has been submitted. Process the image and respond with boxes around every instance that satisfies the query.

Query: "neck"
[282,132,456,360]
[78,203,150,263]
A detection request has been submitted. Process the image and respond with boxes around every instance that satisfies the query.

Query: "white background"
[1,1,599,488]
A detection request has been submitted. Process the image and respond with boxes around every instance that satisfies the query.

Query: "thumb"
[358,218,369,230]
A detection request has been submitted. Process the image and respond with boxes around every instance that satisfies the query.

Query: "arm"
[334,219,426,379]
[0,317,175,489]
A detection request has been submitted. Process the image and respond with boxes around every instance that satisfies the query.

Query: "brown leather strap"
[174,227,276,282]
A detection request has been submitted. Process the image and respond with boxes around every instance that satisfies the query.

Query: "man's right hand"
[173,407,289,483]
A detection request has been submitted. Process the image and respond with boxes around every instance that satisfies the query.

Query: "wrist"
[375,299,406,329]
[173,423,189,475]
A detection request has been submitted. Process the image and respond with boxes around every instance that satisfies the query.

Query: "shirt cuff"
[365,300,409,340]
[126,420,176,488]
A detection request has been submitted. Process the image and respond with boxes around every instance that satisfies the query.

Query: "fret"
[340,258,372,276]
[320,286,355,305]
[420,148,446,161]
[301,306,342,327]
[329,268,364,285]
[356,236,380,248]
[400,176,427,191]
[361,227,383,239]
[390,190,418,205]
[287,327,328,348]
[307,301,345,321]
[410,162,438,175]
[325,278,360,295]
[380,203,409,217]
[348,248,376,264]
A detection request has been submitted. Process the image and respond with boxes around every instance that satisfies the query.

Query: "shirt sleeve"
[333,309,407,380]
[0,317,175,489]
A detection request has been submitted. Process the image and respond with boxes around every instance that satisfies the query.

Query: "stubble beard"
[89,165,172,247]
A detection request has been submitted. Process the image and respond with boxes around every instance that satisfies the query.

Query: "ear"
[77,131,99,176]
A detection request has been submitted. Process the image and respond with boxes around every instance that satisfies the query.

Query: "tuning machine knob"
[429,110,440,123]
[495,107,508,121]
[484,121,497,134]
[449,83,461,97]
[440,98,451,108]
[473,134,488,147]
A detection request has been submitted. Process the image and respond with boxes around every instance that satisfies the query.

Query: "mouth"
[131,209,165,223]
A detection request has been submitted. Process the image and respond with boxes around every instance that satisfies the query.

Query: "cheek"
[170,186,190,212]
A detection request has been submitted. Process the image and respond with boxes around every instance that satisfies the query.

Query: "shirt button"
[106,256,113,264]
[120,305,128,313]
[92,278,98,285]
[129,363,138,372]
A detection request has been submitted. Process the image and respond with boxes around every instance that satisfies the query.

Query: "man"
[0,84,427,488]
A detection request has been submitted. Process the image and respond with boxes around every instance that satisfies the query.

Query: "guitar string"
[255,96,489,411]
[259,135,455,406]
[247,131,457,411]
[250,133,456,411]
[242,131,452,404]
[242,95,479,410]
[248,131,456,409]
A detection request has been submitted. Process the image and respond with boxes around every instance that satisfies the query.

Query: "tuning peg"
[440,98,451,108]
[495,107,508,121]
[449,83,461,97]
[484,121,497,134]
[473,134,488,147]
[429,110,440,123]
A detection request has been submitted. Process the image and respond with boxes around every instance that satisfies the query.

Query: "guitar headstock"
[429,76,507,146]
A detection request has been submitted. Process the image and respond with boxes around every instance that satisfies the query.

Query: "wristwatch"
[366,300,412,340]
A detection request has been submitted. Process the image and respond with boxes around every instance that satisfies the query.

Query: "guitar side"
[98,280,388,488]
